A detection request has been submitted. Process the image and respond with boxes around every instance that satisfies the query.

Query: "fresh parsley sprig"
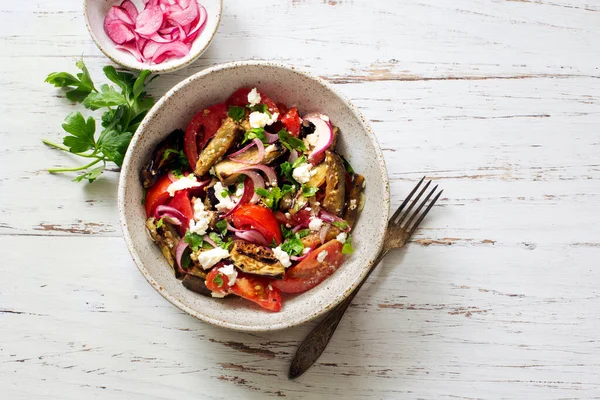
[43,60,155,183]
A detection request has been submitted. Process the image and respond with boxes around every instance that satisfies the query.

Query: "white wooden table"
[2,0,600,398]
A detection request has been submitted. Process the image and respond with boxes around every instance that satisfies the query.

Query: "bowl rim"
[83,0,223,73]
[118,60,390,331]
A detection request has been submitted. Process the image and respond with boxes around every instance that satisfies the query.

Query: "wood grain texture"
[1,0,600,398]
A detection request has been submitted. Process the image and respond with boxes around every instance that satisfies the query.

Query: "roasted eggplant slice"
[214,141,286,185]
[146,217,181,274]
[301,225,342,249]
[306,162,327,189]
[195,117,241,176]
[329,126,339,151]
[229,240,285,279]
[182,275,212,297]
[323,151,346,216]
[141,129,184,188]
[344,173,365,229]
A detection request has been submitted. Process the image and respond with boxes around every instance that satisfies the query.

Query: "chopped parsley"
[341,155,354,174]
[213,273,224,288]
[255,184,294,210]
[302,185,318,197]
[280,161,299,187]
[184,230,204,251]
[243,127,268,144]
[281,237,304,256]
[342,234,354,254]
[292,155,307,169]
[155,218,165,229]
[215,219,228,236]
[228,105,245,122]
[209,232,233,250]
[278,129,306,152]
[247,103,268,113]
[332,221,349,231]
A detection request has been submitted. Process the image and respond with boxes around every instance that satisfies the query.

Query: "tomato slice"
[168,190,194,224]
[272,240,344,293]
[205,268,282,312]
[232,204,283,245]
[145,175,172,217]
[183,103,228,169]
[226,87,279,115]
[281,107,301,136]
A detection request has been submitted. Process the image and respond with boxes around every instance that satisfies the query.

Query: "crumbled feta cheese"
[249,111,279,129]
[265,144,276,153]
[213,182,236,211]
[189,198,210,235]
[218,264,238,286]
[308,217,323,231]
[247,88,261,107]
[349,199,357,210]
[302,247,311,255]
[292,162,312,184]
[211,291,227,298]
[304,133,319,147]
[167,174,202,197]
[285,212,291,219]
[273,246,292,268]
[336,232,348,243]
[268,284,273,290]
[197,247,230,269]
[306,207,312,211]
[317,250,328,263]
[235,184,244,197]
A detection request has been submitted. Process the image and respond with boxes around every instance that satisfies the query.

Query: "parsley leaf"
[213,273,224,288]
[215,219,228,236]
[209,232,233,250]
[243,128,268,144]
[342,234,354,254]
[292,155,307,169]
[281,225,294,239]
[247,103,268,113]
[255,185,294,210]
[280,162,299,187]
[62,112,96,153]
[156,218,165,229]
[281,237,304,256]
[302,185,318,197]
[43,60,155,183]
[228,106,245,122]
[332,221,349,231]
[278,129,306,152]
[184,231,204,251]
[296,229,310,239]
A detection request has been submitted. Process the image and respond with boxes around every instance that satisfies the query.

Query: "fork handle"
[289,247,390,379]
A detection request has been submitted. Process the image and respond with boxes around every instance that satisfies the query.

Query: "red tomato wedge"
[273,240,344,293]
[183,103,228,169]
[281,107,301,136]
[168,190,194,223]
[205,268,282,312]
[226,87,279,115]
[231,204,283,245]
[145,175,172,217]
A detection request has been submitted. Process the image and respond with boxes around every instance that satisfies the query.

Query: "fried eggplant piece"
[344,173,365,229]
[140,129,184,188]
[322,151,346,217]
[214,141,286,185]
[229,240,285,279]
[146,217,181,275]
[195,118,241,176]
[182,275,212,297]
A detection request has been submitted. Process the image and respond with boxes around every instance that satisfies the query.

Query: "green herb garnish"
[184,231,204,251]
[332,221,349,231]
[278,129,306,152]
[342,235,354,254]
[280,161,299,187]
[292,155,307,169]
[209,232,233,250]
[243,127,269,145]
[247,103,268,113]
[156,218,165,229]
[281,237,304,256]
[296,229,311,239]
[43,61,155,183]
[302,185,318,197]
[341,155,354,174]
[215,219,228,236]
[228,106,245,122]
[255,185,294,210]
[213,273,224,288]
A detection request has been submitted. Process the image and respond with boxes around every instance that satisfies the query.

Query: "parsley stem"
[42,139,99,158]
[48,158,101,173]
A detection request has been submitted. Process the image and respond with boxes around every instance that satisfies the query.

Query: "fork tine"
[396,179,432,226]
[390,176,425,223]
[404,184,438,229]
[408,189,443,237]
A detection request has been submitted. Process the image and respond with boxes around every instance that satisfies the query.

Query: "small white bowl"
[84,0,222,73]
[118,61,390,331]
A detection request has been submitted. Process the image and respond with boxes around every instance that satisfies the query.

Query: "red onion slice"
[235,230,269,247]
[175,238,189,275]
[105,20,136,44]
[264,132,279,144]
[154,205,186,221]
[291,249,312,261]
[239,170,265,204]
[226,220,241,232]
[303,113,334,165]
[238,165,278,187]
[229,138,265,164]
[115,43,143,62]
[203,234,217,248]
[168,0,198,27]
[223,176,255,217]
[151,41,190,63]
[228,140,256,158]
[288,149,299,164]
[184,4,207,39]
[319,210,351,232]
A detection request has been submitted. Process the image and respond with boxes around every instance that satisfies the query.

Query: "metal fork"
[289,177,443,379]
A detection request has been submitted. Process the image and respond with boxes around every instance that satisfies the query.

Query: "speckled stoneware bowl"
[118,61,390,331]
[84,0,222,73]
